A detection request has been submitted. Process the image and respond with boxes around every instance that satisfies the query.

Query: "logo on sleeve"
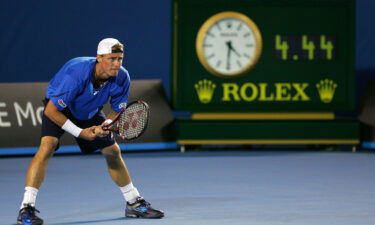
[58,99,67,108]
[119,102,127,109]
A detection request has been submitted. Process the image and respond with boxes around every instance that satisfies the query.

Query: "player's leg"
[101,143,132,186]
[18,136,58,225]
[25,136,58,188]
[101,143,164,219]
[74,109,163,218]
[18,99,65,225]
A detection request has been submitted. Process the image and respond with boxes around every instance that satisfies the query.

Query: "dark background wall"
[356,0,375,112]
[0,0,171,94]
[0,0,374,103]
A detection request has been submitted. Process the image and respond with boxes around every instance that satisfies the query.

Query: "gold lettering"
[292,83,310,101]
[222,83,241,101]
[240,83,258,101]
[259,83,274,101]
[219,82,311,102]
[275,83,291,101]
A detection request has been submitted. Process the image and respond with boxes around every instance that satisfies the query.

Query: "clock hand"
[226,41,231,70]
[231,45,241,57]
[227,41,241,57]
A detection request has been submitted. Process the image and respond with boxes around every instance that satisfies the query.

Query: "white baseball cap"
[97,38,123,55]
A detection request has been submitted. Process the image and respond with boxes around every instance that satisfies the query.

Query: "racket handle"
[104,119,113,124]
[101,119,113,131]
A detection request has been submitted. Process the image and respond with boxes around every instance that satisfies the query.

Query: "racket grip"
[104,119,113,124]
[101,119,113,131]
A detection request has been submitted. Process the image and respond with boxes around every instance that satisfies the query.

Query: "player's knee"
[102,144,121,159]
[37,137,58,159]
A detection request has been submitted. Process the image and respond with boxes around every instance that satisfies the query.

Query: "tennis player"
[17,38,164,225]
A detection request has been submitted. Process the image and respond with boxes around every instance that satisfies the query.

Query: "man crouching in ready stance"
[17,38,164,225]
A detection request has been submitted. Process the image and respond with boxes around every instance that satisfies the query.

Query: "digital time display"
[274,35,336,61]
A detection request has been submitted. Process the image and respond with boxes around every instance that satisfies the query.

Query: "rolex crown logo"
[194,79,216,104]
[316,79,337,103]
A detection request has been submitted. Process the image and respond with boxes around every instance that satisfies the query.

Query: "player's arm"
[107,110,120,121]
[101,109,121,127]
[44,100,108,140]
[108,68,130,124]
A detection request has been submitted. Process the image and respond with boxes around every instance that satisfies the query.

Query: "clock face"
[196,12,262,78]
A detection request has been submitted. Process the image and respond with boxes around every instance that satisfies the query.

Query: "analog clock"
[196,11,262,78]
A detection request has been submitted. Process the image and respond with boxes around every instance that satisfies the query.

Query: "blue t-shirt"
[46,57,130,120]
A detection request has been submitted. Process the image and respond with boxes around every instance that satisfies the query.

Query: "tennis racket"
[102,100,150,140]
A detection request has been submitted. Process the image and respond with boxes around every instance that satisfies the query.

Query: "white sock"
[20,186,38,209]
[119,182,140,204]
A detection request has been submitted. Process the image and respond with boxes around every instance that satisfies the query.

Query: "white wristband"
[62,119,83,138]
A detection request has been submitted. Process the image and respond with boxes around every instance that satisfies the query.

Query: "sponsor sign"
[0,81,174,148]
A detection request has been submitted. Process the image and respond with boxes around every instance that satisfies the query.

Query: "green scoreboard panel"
[172,0,355,112]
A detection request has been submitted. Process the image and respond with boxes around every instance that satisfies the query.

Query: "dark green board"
[172,0,355,112]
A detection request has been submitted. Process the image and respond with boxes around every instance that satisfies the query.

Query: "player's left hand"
[93,126,110,137]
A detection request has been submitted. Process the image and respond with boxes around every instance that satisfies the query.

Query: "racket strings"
[118,104,147,138]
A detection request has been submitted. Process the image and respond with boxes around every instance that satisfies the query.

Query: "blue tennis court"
[1,150,374,225]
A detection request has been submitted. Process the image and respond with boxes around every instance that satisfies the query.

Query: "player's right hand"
[79,126,107,140]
